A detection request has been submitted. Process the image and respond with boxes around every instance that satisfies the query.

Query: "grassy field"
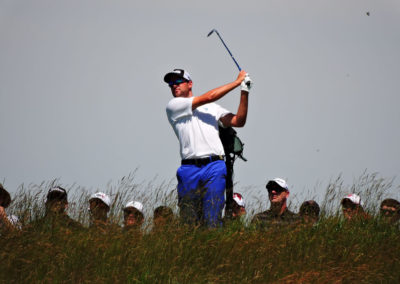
[1,172,399,283]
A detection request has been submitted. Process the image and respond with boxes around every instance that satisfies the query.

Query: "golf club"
[207,29,242,71]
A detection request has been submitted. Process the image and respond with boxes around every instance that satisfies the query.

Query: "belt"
[181,155,224,166]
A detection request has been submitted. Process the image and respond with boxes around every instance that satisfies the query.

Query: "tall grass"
[1,172,399,283]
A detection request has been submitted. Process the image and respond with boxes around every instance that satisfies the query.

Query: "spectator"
[123,201,144,231]
[153,206,175,229]
[89,192,111,229]
[0,183,20,232]
[232,193,246,219]
[252,178,299,229]
[31,186,82,232]
[380,198,400,225]
[299,200,320,225]
[341,194,368,221]
[223,192,247,228]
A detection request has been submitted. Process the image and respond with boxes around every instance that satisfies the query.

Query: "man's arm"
[219,90,249,127]
[192,70,247,110]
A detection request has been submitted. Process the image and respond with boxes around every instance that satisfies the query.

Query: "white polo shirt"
[166,97,230,160]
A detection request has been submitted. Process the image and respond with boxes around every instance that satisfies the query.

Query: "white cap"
[233,193,245,208]
[266,178,289,191]
[89,192,111,207]
[342,194,363,206]
[124,201,144,213]
[163,69,192,83]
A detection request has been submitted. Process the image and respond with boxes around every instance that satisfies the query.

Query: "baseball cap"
[124,201,144,214]
[89,192,111,208]
[266,178,289,192]
[163,69,192,83]
[46,186,68,202]
[341,194,363,206]
[233,193,245,208]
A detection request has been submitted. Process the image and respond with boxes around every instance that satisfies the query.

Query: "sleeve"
[166,97,194,124]
[214,104,231,128]
[215,104,231,120]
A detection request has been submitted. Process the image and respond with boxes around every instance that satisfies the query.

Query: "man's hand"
[236,70,247,84]
[192,70,248,110]
[241,74,253,93]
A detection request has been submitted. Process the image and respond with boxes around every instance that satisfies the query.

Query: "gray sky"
[1,0,399,205]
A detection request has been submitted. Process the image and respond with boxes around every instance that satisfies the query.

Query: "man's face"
[381,205,400,223]
[268,186,289,205]
[154,215,168,227]
[89,199,109,219]
[124,208,143,227]
[47,200,67,214]
[232,204,246,218]
[169,78,192,97]
[341,200,360,220]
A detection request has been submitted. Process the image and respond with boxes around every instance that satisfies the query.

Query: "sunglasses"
[381,209,397,216]
[168,79,187,87]
[267,186,285,194]
[341,200,358,209]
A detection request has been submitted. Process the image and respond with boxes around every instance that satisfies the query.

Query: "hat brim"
[266,181,288,191]
[89,197,110,208]
[163,72,186,83]
[341,198,358,206]
[124,207,144,215]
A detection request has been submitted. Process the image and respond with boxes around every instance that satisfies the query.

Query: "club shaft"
[214,30,241,71]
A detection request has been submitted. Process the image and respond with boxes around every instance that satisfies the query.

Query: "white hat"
[124,201,144,213]
[164,69,192,83]
[342,194,363,206]
[89,192,111,207]
[266,178,289,191]
[233,193,245,208]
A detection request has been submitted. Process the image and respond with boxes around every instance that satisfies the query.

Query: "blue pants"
[176,160,227,228]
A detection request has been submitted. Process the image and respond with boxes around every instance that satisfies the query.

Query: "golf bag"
[219,126,247,219]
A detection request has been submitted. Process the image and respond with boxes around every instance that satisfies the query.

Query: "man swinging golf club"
[164,68,253,227]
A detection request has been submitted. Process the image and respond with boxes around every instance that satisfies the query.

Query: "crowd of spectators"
[0,180,399,235]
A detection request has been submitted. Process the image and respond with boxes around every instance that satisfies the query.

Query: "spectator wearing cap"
[89,192,112,229]
[380,198,400,225]
[299,200,320,225]
[231,193,246,219]
[0,183,20,232]
[164,68,253,228]
[341,194,369,221]
[153,206,176,230]
[251,178,299,229]
[31,186,82,232]
[223,192,247,228]
[123,201,144,231]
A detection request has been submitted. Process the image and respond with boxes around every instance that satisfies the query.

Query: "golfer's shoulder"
[166,97,193,111]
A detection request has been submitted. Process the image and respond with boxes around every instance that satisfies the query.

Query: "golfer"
[164,68,252,227]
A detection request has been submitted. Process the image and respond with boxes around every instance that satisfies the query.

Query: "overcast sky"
[1,0,399,206]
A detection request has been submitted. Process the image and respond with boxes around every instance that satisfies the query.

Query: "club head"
[207,29,217,37]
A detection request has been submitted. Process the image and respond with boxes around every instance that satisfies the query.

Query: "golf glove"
[241,74,253,93]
